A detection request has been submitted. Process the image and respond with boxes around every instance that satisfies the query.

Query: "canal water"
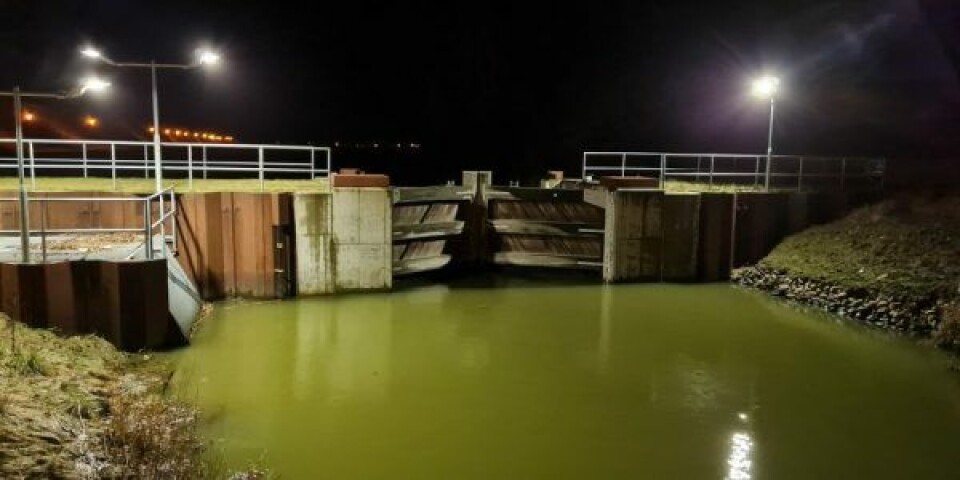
[172,278,960,479]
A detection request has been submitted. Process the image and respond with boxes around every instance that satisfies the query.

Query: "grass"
[759,192,960,298]
[0,176,330,193]
[0,313,265,479]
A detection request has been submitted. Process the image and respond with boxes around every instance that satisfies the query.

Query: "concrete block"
[603,190,663,282]
[334,243,392,290]
[333,188,391,245]
[294,193,334,295]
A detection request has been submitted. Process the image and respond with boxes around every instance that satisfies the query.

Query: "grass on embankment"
[761,193,960,298]
[0,313,264,479]
[0,177,329,193]
[738,192,960,348]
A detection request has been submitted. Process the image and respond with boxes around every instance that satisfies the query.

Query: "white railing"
[0,138,332,189]
[581,152,885,191]
[0,187,177,262]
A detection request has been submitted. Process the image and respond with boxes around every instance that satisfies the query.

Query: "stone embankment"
[732,192,960,351]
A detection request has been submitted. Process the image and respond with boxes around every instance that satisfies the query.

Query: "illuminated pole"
[751,74,780,191]
[1,78,111,262]
[81,46,221,192]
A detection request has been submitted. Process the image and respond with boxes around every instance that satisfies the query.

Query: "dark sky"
[1,0,958,184]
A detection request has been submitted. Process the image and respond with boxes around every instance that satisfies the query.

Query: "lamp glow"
[197,49,221,66]
[80,76,111,93]
[751,75,780,99]
[80,47,102,59]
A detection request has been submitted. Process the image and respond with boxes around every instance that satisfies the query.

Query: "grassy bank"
[0,314,261,478]
[734,192,960,347]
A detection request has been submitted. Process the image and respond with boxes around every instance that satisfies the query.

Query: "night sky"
[1,0,957,184]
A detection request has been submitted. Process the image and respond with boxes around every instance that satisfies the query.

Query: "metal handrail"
[0,187,178,262]
[581,151,885,191]
[0,137,333,190]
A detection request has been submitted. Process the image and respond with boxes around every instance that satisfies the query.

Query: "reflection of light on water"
[725,431,754,480]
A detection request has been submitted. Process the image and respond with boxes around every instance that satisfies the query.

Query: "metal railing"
[0,187,177,262]
[0,138,332,189]
[581,152,885,191]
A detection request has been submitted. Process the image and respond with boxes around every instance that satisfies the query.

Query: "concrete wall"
[294,193,333,294]
[602,190,663,282]
[332,188,392,290]
[294,188,392,294]
[697,193,735,281]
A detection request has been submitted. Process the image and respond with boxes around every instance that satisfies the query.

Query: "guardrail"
[0,138,332,189]
[581,152,885,191]
[0,187,177,262]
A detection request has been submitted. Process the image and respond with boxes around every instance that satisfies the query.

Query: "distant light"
[751,74,780,99]
[174,129,182,136]
[22,111,36,122]
[197,49,221,66]
[80,76,111,93]
[193,132,200,138]
[83,115,99,128]
[163,128,171,135]
[80,46,102,59]
[373,143,379,148]
[225,136,234,142]
[148,126,156,133]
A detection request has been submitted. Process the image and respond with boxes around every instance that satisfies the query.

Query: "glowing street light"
[22,111,36,122]
[751,74,780,190]
[83,115,100,128]
[80,44,222,192]
[0,77,111,262]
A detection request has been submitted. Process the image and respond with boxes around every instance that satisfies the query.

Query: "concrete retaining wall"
[602,190,663,282]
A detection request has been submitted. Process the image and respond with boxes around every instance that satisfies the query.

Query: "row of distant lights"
[22,111,100,128]
[333,142,421,149]
[147,126,233,142]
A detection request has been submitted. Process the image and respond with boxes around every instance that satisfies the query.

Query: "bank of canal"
[172,279,960,479]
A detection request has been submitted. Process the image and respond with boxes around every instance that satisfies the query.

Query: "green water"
[173,279,960,479]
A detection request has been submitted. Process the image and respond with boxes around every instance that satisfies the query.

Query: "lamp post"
[1,77,111,262]
[751,74,780,191]
[81,46,221,192]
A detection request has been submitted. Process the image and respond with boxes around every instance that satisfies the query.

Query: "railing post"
[709,156,715,186]
[170,189,177,255]
[582,152,587,180]
[28,142,36,188]
[797,157,804,191]
[696,156,702,183]
[111,143,117,191]
[202,146,208,179]
[620,153,626,177]
[82,143,88,178]
[159,191,166,258]
[187,146,193,190]
[258,147,265,191]
[659,154,666,189]
[310,149,316,179]
[144,144,149,178]
[754,157,760,187]
[143,199,153,260]
[40,203,47,263]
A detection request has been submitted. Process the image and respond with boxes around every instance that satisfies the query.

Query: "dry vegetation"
[0,314,265,479]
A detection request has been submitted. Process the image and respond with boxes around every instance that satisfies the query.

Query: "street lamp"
[751,74,780,190]
[81,45,221,192]
[0,77,111,262]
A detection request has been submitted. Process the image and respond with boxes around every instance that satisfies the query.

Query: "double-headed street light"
[0,77,111,262]
[751,74,780,190]
[80,46,221,192]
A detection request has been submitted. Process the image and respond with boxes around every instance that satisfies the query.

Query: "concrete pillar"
[602,190,663,282]
[294,193,334,294]
[332,187,392,291]
[661,193,701,281]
